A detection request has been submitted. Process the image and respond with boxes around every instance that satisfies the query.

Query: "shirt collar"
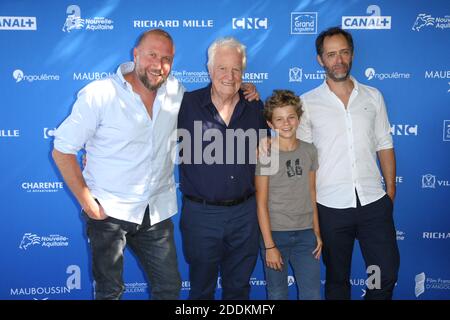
[200,83,246,108]
[321,75,359,94]
[116,62,134,89]
[200,83,248,126]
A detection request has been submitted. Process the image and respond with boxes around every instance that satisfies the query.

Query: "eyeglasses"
[324,49,352,60]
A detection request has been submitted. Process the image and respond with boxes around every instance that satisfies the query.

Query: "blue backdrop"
[1,0,449,300]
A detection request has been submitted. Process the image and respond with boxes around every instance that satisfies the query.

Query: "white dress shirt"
[297,76,393,208]
[54,62,185,224]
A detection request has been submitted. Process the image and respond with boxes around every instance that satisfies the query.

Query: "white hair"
[207,37,247,71]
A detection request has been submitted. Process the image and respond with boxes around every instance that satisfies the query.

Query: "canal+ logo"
[342,5,391,30]
[0,16,36,30]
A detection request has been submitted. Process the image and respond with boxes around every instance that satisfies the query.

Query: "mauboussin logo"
[10,265,81,299]
[19,233,69,250]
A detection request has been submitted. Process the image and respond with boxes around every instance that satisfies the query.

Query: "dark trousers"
[180,196,259,300]
[317,194,400,300]
[84,207,181,300]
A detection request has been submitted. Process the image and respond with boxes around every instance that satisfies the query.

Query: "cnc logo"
[390,124,418,136]
[232,17,268,30]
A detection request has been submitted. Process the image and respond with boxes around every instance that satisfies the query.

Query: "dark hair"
[315,26,353,57]
[135,29,173,48]
[264,90,302,122]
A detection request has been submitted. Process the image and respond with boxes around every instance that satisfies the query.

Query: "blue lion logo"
[19,233,41,250]
[412,14,435,31]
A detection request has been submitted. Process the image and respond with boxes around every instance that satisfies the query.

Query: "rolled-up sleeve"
[374,91,393,151]
[54,86,101,154]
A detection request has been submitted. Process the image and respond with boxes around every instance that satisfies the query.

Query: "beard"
[137,69,166,91]
[135,56,167,91]
[324,61,352,82]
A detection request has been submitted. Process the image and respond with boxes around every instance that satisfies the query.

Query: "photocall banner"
[1,0,449,300]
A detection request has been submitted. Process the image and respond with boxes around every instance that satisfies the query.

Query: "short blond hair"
[264,90,303,122]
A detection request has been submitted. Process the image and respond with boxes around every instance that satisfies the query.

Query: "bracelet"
[265,245,276,250]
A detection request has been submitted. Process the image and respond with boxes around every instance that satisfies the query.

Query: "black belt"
[184,193,254,207]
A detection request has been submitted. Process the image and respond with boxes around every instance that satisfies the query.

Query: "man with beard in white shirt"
[297,27,400,300]
[53,29,183,300]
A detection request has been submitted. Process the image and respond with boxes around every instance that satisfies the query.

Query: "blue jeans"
[84,207,181,300]
[261,229,321,300]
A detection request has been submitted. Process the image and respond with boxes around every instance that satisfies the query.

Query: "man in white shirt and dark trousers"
[297,27,400,300]
[52,29,184,299]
